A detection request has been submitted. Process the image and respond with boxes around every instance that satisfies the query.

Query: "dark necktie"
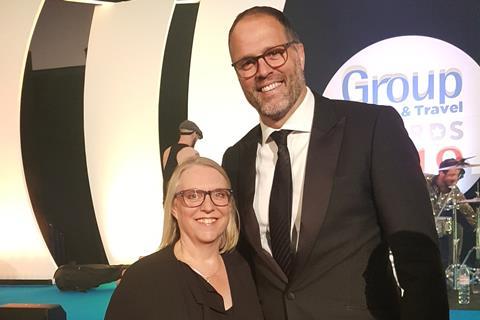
[269,130,293,276]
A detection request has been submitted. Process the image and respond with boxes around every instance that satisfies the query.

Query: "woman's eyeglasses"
[174,188,233,208]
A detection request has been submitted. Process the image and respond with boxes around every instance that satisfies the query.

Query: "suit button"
[286,291,295,300]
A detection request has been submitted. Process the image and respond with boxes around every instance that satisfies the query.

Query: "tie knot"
[270,130,291,147]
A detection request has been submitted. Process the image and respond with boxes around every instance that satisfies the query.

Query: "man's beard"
[246,61,305,122]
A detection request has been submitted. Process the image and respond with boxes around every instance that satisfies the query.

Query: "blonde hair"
[159,157,239,253]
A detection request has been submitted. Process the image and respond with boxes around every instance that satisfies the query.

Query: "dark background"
[285,0,480,94]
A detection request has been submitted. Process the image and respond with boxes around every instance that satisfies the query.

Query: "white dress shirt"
[254,88,315,254]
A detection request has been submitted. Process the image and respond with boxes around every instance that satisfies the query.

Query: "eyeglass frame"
[174,188,234,208]
[231,40,299,78]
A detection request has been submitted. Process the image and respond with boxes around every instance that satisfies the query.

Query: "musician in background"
[425,158,476,267]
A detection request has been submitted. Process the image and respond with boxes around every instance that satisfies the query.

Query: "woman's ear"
[171,200,178,219]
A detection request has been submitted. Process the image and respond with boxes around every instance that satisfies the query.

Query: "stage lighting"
[64,0,130,5]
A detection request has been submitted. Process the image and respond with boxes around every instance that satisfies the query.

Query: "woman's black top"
[105,246,264,320]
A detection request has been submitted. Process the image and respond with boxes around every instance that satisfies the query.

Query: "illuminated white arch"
[85,0,175,264]
[0,0,57,280]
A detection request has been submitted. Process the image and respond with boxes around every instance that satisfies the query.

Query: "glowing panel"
[0,0,57,280]
[188,0,286,163]
[85,0,174,264]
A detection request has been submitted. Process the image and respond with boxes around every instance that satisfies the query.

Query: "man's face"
[229,14,307,127]
[191,133,199,147]
[439,169,461,187]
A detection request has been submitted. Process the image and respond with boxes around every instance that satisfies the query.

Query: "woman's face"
[172,165,231,247]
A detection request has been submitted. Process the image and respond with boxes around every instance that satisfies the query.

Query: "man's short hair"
[178,120,203,139]
[438,158,465,177]
[228,6,300,46]
[439,158,459,171]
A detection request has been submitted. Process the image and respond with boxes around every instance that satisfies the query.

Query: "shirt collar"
[260,87,315,145]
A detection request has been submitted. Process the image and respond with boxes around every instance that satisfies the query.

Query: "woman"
[105,157,263,320]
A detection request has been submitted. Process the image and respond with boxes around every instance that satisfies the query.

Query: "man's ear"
[295,42,305,71]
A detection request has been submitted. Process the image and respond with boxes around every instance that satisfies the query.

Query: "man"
[222,6,448,320]
[426,158,476,267]
[162,120,202,192]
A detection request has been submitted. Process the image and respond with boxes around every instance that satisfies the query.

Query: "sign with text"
[324,36,480,191]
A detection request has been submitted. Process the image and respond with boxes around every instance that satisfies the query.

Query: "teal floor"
[0,283,479,319]
[0,283,115,320]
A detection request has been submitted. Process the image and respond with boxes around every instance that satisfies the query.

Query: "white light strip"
[64,0,116,5]
[175,0,200,4]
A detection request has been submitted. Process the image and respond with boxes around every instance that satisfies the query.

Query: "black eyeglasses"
[174,188,233,208]
[231,41,298,78]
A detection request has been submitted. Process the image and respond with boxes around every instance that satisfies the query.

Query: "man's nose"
[256,57,273,77]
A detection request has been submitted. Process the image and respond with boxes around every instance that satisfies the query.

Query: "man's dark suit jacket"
[222,93,449,320]
[105,246,263,320]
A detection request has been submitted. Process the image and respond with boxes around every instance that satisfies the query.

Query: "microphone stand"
[446,183,479,290]
[476,185,480,260]
[444,184,461,290]
[457,185,480,293]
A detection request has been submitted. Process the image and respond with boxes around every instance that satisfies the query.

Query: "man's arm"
[161,147,171,169]
[370,106,449,319]
[222,146,255,268]
[222,146,239,195]
[452,186,476,225]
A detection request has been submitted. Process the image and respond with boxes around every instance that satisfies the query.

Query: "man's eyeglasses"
[231,41,298,78]
[174,188,233,208]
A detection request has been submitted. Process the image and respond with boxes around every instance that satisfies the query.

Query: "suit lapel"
[237,127,288,282]
[291,94,346,278]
